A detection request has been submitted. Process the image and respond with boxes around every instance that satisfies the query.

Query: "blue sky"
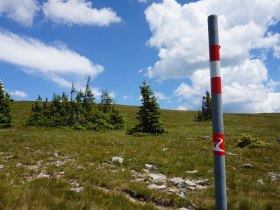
[0,0,280,113]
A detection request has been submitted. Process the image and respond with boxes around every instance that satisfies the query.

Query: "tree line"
[0,79,212,133]
[26,77,125,131]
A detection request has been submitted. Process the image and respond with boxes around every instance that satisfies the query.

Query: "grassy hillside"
[0,101,279,209]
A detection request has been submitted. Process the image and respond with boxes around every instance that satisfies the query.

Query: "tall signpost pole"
[207,14,227,210]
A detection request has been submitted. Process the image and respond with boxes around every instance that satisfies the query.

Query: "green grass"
[0,101,279,209]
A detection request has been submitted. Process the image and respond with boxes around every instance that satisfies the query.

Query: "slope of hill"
[0,101,279,209]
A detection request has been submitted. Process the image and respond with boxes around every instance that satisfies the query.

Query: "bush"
[237,135,265,148]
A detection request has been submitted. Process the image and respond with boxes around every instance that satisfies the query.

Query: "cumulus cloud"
[176,104,190,111]
[154,91,170,100]
[10,90,28,98]
[0,0,38,26]
[145,0,280,113]
[0,29,104,88]
[138,0,148,3]
[43,0,121,26]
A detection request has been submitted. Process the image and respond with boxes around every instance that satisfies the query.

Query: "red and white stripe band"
[210,44,222,95]
[210,61,221,78]
[209,45,220,62]
[211,77,222,94]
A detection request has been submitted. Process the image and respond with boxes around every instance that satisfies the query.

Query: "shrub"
[237,135,265,148]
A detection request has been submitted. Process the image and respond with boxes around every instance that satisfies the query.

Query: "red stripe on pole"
[213,133,225,156]
[209,45,220,61]
[211,77,222,94]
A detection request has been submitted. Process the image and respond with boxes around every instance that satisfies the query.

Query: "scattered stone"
[26,165,39,171]
[24,173,35,181]
[186,186,196,191]
[162,148,168,151]
[180,208,190,210]
[148,184,167,190]
[37,172,50,179]
[70,187,84,193]
[0,165,4,169]
[70,181,80,187]
[142,169,150,174]
[242,164,253,168]
[56,172,65,179]
[37,160,43,167]
[169,177,185,185]
[3,154,13,160]
[194,179,209,186]
[186,170,198,174]
[257,179,264,185]
[149,173,167,182]
[185,179,197,187]
[268,172,280,181]
[276,138,280,143]
[23,146,30,150]
[177,191,186,198]
[54,161,65,167]
[145,164,158,170]
[202,136,211,141]
[112,156,124,164]
[167,187,179,193]
[54,151,63,158]
[16,162,23,167]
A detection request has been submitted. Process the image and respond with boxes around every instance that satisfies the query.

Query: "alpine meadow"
[1,0,280,210]
[0,99,279,209]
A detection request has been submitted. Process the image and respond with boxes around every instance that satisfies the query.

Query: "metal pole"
[207,14,227,210]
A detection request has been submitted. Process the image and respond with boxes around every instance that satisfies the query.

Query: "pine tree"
[129,81,165,134]
[83,76,95,113]
[197,90,212,121]
[25,76,124,131]
[100,90,114,113]
[70,82,76,102]
[0,81,12,128]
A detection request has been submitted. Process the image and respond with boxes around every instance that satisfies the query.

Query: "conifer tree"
[0,81,12,128]
[197,90,212,121]
[130,81,165,134]
[70,82,76,102]
[26,76,124,131]
[100,90,114,113]
[83,76,95,113]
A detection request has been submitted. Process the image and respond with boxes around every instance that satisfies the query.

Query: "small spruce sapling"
[129,81,165,135]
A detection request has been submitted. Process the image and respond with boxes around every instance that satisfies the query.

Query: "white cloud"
[92,88,102,97]
[109,91,116,99]
[10,90,28,98]
[0,29,104,88]
[176,104,190,111]
[138,0,148,3]
[154,91,170,100]
[0,0,38,26]
[43,0,121,26]
[174,59,280,113]
[145,0,280,113]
